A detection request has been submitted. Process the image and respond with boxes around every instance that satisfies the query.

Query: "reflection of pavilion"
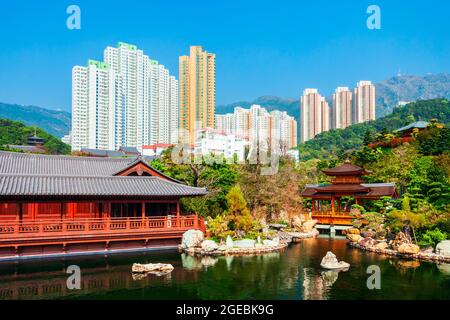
[302,161,398,226]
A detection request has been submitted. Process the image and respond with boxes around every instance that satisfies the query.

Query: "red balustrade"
[0,215,203,240]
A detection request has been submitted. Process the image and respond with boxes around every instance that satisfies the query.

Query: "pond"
[0,236,449,300]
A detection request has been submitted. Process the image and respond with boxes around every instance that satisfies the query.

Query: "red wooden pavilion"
[301,160,398,225]
[0,151,207,260]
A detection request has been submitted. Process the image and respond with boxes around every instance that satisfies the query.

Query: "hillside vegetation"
[298,99,450,160]
[0,118,70,154]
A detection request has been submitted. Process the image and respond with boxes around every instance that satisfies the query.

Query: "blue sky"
[0,0,449,112]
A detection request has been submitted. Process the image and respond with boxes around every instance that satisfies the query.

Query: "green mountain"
[0,102,71,138]
[216,73,450,120]
[0,118,71,154]
[297,98,450,160]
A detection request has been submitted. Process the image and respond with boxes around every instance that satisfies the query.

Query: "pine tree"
[224,185,253,236]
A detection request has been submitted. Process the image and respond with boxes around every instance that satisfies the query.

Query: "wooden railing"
[0,215,202,240]
[312,211,354,226]
[312,211,353,217]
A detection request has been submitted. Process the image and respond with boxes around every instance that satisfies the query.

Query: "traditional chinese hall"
[0,151,207,260]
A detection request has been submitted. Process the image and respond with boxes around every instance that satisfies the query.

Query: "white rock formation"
[201,239,219,252]
[436,240,450,257]
[181,229,204,249]
[320,251,350,270]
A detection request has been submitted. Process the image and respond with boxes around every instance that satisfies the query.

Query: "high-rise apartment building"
[215,113,233,135]
[320,97,330,133]
[179,46,216,144]
[72,42,178,152]
[270,110,298,152]
[300,89,326,143]
[332,87,353,129]
[214,105,297,153]
[353,81,376,124]
[233,107,251,140]
[72,60,117,151]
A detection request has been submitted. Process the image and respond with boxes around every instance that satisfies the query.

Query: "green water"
[0,237,449,300]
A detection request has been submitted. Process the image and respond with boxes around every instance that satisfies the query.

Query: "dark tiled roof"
[314,184,370,192]
[0,151,136,176]
[0,151,207,198]
[322,161,371,176]
[6,145,46,153]
[301,183,397,198]
[397,121,429,132]
[80,148,126,157]
[119,146,140,154]
[0,174,207,198]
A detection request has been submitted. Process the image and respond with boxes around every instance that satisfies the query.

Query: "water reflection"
[302,267,347,300]
[0,239,448,300]
[437,263,450,276]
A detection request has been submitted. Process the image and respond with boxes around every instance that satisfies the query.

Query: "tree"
[224,185,253,236]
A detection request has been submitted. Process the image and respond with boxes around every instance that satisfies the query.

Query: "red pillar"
[331,196,335,214]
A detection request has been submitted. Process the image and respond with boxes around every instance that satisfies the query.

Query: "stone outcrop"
[349,235,450,263]
[301,220,317,232]
[374,242,389,250]
[343,227,360,235]
[320,251,350,270]
[132,263,174,273]
[201,240,219,252]
[358,237,377,248]
[181,229,204,249]
[397,243,420,254]
[389,231,409,250]
[292,215,304,230]
[346,234,362,243]
[436,240,450,257]
[287,229,320,242]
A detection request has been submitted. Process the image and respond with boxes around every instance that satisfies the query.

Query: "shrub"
[418,228,447,247]
[207,214,233,241]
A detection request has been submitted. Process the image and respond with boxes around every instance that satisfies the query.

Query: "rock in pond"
[181,229,204,249]
[436,240,450,257]
[132,263,174,273]
[201,239,219,252]
[320,251,350,270]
